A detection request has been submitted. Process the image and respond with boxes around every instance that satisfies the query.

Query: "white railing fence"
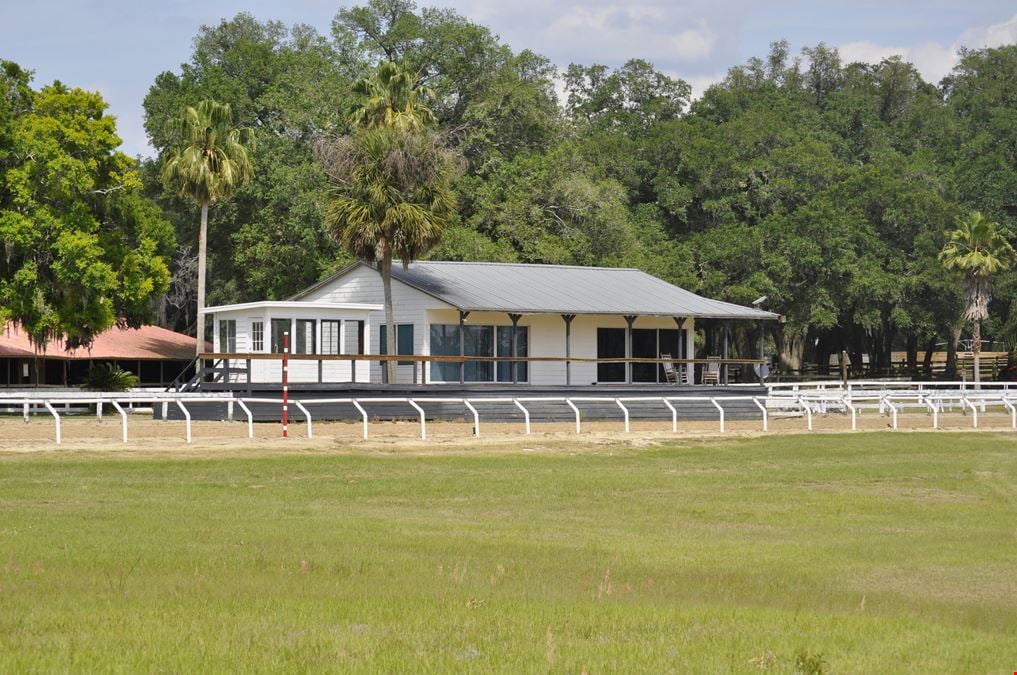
[4,384,1017,445]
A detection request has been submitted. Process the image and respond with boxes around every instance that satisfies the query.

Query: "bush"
[84,363,139,392]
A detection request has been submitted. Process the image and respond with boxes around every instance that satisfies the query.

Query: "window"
[464,325,494,382]
[597,328,626,382]
[496,325,528,382]
[270,318,291,353]
[429,324,460,382]
[380,324,414,365]
[295,319,316,354]
[321,320,341,355]
[218,319,236,352]
[251,321,264,352]
[430,323,509,382]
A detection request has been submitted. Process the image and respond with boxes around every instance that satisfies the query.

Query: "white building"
[204,261,777,386]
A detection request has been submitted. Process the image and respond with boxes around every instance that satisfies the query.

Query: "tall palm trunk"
[972,319,981,386]
[196,201,209,356]
[379,252,397,384]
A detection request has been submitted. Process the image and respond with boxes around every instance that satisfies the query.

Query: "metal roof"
[294,261,778,320]
[201,300,382,315]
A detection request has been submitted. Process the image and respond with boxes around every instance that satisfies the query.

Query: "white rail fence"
[3,385,1017,445]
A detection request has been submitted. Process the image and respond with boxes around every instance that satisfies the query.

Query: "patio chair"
[660,353,678,384]
[702,356,721,385]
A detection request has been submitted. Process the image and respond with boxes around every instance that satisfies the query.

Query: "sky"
[3,1,1016,158]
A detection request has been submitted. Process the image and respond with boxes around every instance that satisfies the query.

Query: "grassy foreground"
[1,434,1016,673]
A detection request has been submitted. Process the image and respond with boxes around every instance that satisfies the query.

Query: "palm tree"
[319,128,459,383]
[349,61,436,132]
[318,62,458,384]
[161,100,254,353]
[939,211,1016,383]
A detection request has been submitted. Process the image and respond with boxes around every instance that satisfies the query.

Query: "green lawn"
[1,434,1016,673]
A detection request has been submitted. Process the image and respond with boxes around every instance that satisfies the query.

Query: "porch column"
[673,317,685,384]
[508,313,522,384]
[722,323,730,385]
[562,314,576,385]
[458,310,470,385]
[624,315,637,385]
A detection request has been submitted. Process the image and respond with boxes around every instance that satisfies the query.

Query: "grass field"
[1,434,1016,673]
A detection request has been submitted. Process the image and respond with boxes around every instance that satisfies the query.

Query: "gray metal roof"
[295,261,778,320]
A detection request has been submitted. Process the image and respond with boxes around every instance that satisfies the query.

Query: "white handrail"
[513,399,531,435]
[710,398,724,433]
[43,401,61,444]
[407,399,426,440]
[293,401,313,439]
[565,399,582,434]
[175,400,192,443]
[615,399,630,433]
[110,400,128,443]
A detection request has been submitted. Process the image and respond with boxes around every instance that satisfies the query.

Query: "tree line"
[4,0,1017,377]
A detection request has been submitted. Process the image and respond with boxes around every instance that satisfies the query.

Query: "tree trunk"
[379,253,397,384]
[778,327,806,374]
[922,337,936,376]
[196,201,209,355]
[906,333,918,376]
[973,319,981,386]
[945,324,961,379]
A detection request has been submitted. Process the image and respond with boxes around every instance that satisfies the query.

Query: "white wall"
[302,265,454,383]
[211,306,373,384]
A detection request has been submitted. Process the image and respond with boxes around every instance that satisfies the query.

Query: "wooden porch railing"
[193,353,767,387]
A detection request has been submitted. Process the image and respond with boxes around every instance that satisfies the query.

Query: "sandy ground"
[1,407,1014,455]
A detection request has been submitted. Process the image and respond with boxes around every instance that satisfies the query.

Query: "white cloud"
[837,12,1017,84]
[959,12,1017,49]
[671,27,717,61]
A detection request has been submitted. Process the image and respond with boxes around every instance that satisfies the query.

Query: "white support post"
[887,399,898,430]
[175,400,192,443]
[463,399,480,436]
[96,395,103,422]
[162,401,168,422]
[798,396,813,431]
[662,398,678,432]
[43,401,61,444]
[110,400,129,443]
[615,399,630,433]
[752,397,767,432]
[293,401,313,439]
[1004,397,1016,430]
[565,399,581,434]
[352,399,369,439]
[513,399,531,435]
[408,399,426,440]
[845,400,857,431]
[23,402,29,423]
[963,396,978,428]
[236,399,254,438]
[227,400,234,422]
[710,398,725,433]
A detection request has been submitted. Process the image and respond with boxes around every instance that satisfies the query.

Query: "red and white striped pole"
[282,331,289,438]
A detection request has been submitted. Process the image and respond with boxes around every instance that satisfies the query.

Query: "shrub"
[84,363,139,392]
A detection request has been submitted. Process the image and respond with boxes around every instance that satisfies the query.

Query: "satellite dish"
[753,363,771,380]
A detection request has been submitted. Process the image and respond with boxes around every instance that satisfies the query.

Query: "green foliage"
[0,62,173,349]
[160,100,254,206]
[139,7,1017,373]
[83,363,140,391]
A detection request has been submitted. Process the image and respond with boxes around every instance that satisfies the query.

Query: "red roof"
[0,323,202,361]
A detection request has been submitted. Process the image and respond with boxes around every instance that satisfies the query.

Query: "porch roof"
[201,300,382,315]
[293,261,778,320]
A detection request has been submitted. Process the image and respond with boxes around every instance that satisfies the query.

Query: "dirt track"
[1,407,1013,454]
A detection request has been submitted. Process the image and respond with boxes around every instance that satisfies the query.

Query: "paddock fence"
[3,382,1017,445]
